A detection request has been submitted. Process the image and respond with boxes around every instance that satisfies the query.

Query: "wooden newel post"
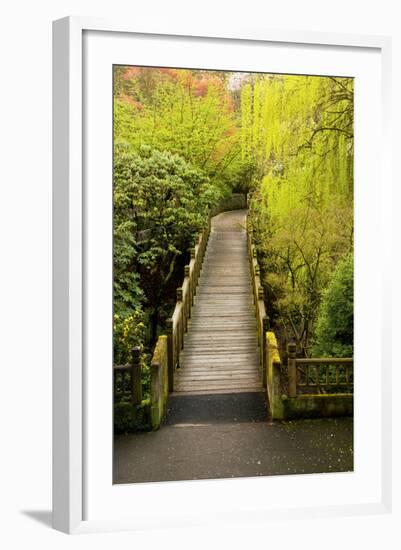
[184,265,190,278]
[166,318,174,392]
[131,346,142,405]
[255,265,260,277]
[176,287,183,302]
[262,316,270,387]
[287,341,297,397]
[258,285,264,301]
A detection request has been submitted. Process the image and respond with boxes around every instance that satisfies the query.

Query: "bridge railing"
[287,342,353,397]
[246,214,269,387]
[113,346,142,405]
[166,212,212,391]
[264,329,354,420]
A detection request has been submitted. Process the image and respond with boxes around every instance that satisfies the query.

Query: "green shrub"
[312,254,353,357]
[113,146,221,368]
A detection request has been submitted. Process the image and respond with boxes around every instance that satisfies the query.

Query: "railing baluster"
[287,342,297,397]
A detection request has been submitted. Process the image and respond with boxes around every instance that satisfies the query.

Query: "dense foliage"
[312,254,354,357]
[113,67,354,372]
[113,144,221,370]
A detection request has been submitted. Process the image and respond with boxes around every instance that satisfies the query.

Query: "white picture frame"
[52,16,392,534]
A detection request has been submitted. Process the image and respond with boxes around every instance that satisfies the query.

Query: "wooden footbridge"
[114,202,354,431]
[174,210,261,394]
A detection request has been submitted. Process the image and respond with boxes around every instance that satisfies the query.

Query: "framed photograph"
[52,17,392,534]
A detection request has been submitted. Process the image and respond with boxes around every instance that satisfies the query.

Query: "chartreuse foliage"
[244,75,354,354]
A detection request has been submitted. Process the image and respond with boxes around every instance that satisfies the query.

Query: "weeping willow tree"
[245,74,354,355]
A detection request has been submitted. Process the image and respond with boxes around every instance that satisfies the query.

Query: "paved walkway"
[175,210,261,394]
[114,392,353,483]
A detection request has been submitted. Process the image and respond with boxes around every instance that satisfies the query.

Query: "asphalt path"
[114,392,353,484]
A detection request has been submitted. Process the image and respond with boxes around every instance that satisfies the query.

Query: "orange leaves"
[122,66,141,80]
[193,78,209,97]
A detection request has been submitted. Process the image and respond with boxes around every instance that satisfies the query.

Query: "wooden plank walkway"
[174,210,261,394]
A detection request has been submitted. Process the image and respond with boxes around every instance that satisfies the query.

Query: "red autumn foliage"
[193,78,209,97]
[123,66,141,80]
[119,67,234,115]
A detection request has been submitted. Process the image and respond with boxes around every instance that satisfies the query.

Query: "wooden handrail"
[295,358,353,364]
[287,343,353,397]
[166,212,212,391]
[246,213,269,386]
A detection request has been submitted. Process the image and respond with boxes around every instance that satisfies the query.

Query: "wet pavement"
[113,392,353,484]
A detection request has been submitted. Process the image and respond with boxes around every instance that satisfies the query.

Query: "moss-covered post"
[287,341,297,398]
[131,346,142,405]
[166,318,174,392]
[262,316,270,387]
